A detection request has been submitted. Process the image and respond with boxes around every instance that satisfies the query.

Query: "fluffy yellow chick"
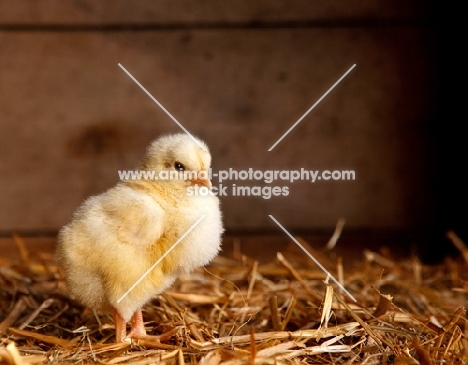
[57,134,223,342]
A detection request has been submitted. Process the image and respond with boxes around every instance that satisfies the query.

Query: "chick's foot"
[132,328,177,343]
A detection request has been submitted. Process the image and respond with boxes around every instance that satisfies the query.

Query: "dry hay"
[0,232,467,365]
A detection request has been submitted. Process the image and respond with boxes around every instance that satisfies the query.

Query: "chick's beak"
[189,170,212,188]
[190,178,212,189]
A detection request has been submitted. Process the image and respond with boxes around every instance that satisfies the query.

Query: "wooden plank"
[0,28,434,231]
[0,1,430,25]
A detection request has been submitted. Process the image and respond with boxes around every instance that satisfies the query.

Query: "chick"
[57,134,223,342]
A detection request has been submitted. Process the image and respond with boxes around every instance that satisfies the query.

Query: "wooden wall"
[0,1,466,259]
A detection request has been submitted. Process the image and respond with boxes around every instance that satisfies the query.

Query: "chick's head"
[140,133,212,189]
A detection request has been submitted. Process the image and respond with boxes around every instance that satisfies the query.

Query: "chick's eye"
[174,162,185,171]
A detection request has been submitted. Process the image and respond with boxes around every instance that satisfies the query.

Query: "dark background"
[0,1,466,262]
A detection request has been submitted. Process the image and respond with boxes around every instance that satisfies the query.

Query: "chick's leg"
[129,309,176,342]
[128,308,146,339]
[113,309,127,342]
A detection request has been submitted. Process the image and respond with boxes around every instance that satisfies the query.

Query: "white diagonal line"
[118,63,207,151]
[268,215,357,302]
[117,215,206,304]
[268,64,356,151]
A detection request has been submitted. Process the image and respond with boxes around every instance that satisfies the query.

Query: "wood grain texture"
[0,27,434,231]
[0,1,430,25]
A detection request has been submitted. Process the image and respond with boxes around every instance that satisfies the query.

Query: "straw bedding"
[0,233,467,364]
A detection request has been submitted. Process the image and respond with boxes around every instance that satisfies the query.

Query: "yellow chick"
[57,134,223,342]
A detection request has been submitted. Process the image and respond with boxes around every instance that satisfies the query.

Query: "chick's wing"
[95,185,166,247]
